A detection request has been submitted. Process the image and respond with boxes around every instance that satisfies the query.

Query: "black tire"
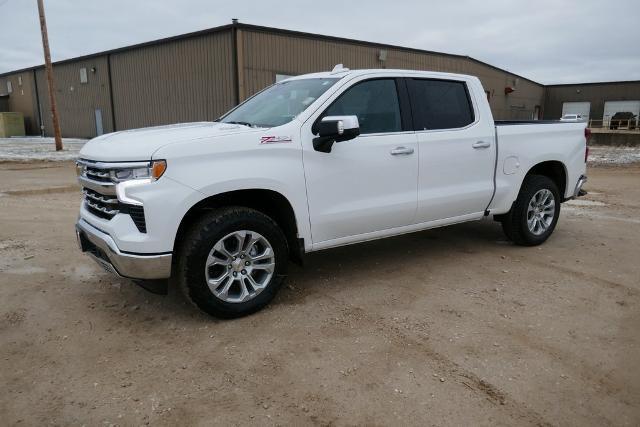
[177,207,288,318]
[501,175,561,246]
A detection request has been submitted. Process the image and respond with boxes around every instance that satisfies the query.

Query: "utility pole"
[37,0,62,151]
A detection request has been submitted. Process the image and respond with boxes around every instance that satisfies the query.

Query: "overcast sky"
[1,0,639,84]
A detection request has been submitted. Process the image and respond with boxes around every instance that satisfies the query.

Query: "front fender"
[153,132,311,249]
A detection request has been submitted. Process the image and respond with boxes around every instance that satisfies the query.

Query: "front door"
[301,78,419,246]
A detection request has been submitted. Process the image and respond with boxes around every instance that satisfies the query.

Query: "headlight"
[76,159,167,184]
[111,160,167,183]
[112,167,149,181]
[113,160,167,206]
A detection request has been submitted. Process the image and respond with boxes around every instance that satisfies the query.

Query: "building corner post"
[231,19,245,105]
[107,54,117,132]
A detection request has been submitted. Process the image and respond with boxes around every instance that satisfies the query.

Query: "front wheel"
[178,207,288,318]
[500,175,561,246]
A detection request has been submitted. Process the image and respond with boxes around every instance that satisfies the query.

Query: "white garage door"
[603,100,640,126]
[562,102,591,120]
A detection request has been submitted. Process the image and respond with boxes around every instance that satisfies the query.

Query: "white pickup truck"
[75,67,589,318]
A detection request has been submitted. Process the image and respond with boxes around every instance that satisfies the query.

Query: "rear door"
[407,78,496,223]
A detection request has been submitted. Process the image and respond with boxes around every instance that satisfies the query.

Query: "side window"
[323,79,402,134]
[408,79,475,130]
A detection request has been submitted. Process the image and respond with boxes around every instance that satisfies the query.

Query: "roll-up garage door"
[561,102,591,120]
[603,100,640,127]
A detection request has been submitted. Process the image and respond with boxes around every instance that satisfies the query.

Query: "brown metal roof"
[4,22,636,87]
[0,22,540,85]
[545,80,640,87]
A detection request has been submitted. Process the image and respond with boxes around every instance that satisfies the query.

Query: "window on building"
[18,76,23,86]
[6,81,12,93]
[79,68,88,84]
[322,79,402,134]
[407,79,475,130]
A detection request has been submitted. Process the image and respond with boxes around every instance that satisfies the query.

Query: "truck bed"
[488,120,587,214]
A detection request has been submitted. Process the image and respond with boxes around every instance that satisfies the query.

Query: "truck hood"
[79,122,260,161]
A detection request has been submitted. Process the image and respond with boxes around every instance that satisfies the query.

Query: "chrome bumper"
[75,218,172,280]
[572,174,588,198]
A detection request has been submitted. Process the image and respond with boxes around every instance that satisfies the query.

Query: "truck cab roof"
[280,67,477,83]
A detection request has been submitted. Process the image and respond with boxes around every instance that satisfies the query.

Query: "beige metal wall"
[463,60,545,120]
[0,71,40,134]
[0,24,566,138]
[238,29,465,98]
[238,28,545,120]
[35,56,114,138]
[109,31,236,130]
[544,82,640,120]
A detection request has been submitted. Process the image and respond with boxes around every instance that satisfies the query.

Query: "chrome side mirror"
[313,115,360,153]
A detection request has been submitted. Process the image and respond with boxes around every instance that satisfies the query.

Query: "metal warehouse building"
[0,22,637,138]
[544,81,640,127]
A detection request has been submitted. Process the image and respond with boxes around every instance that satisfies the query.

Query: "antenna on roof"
[331,64,349,74]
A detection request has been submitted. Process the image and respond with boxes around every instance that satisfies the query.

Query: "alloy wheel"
[526,189,555,235]
[205,230,275,303]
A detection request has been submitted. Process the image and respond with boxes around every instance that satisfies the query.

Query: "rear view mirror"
[313,115,360,153]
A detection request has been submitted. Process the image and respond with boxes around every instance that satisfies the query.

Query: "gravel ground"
[0,161,639,426]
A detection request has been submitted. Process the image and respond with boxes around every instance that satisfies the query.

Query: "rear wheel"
[178,207,288,318]
[500,175,561,246]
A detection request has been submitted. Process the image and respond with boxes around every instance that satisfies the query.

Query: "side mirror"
[313,115,360,153]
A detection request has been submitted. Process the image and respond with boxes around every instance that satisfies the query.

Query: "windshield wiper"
[224,121,255,127]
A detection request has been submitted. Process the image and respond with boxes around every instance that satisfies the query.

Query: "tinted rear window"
[407,79,475,130]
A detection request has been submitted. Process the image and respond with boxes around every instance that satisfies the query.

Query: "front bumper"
[75,218,172,280]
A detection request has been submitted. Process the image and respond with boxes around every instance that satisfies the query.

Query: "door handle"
[390,146,414,156]
[472,141,491,149]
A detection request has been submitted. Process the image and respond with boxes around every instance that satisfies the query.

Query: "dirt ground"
[1,161,639,426]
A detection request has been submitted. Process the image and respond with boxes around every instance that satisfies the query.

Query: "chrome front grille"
[81,187,147,232]
[84,167,112,183]
[83,188,119,219]
[77,159,148,233]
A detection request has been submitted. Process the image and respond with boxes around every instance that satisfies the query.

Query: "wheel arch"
[173,189,304,265]
[524,160,568,200]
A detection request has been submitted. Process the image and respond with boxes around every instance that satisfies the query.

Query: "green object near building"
[0,112,26,138]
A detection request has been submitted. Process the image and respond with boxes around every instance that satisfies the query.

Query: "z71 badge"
[260,136,292,144]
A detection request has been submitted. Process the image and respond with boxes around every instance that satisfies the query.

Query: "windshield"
[220,78,340,128]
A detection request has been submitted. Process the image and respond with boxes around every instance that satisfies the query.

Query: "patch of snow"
[565,199,607,207]
[5,266,47,275]
[588,146,640,165]
[0,137,86,162]
[563,209,640,224]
